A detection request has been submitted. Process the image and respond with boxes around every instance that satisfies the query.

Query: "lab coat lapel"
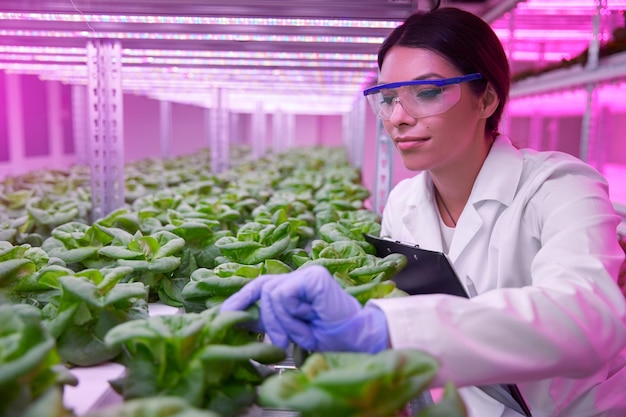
[448,136,524,263]
[448,204,483,263]
[448,204,483,262]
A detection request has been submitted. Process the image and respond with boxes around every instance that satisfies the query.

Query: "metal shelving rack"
[507,0,626,231]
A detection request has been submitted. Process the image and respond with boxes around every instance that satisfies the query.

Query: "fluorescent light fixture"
[0,45,377,62]
[494,28,609,41]
[145,91,356,114]
[0,52,375,69]
[519,0,626,9]
[508,83,626,114]
[0,12,400,29]
[0,29,384,44]
[509,50,572,61]
[0,62,369,79]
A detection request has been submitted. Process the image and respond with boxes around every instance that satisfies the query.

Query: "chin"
[399,155,429,172]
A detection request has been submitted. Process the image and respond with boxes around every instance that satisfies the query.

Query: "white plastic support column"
[209,88,229,174]
[343,102,356,166]
[345,96,366,169]
[252,102,266,159]
[285,112,295,150]
[547,118,559,151]
[5,73,24,169]
[86,39,125,222]
[373,119,393,216]
[591,105,611,173]
[204,106,211,149]
[507,8,517,64]
[587,0,605,71]
[580,0,605,164]
[580,82,599,163]
[528,112,543,151]
[71,84,88,165]
[159,100,172,159]
[272,109,285,154]
[230,113,240,145]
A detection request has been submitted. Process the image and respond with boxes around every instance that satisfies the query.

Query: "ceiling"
[0,0,623,113]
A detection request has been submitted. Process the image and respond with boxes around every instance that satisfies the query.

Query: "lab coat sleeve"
[369,163,626,389]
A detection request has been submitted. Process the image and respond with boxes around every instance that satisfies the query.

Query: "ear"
[479,83,499,119]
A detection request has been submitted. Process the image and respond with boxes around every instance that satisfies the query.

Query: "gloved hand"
[220,265,389,354]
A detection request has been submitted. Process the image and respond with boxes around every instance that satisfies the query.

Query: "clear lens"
[366,83,461,120]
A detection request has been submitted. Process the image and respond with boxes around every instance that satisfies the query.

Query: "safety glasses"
[363,73,483,120]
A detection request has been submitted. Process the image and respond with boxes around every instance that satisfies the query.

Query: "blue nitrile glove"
[220,265,389,354]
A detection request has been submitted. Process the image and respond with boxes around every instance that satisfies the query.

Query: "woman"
[221,7,626,417]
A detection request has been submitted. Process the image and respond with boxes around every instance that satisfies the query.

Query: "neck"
[434,186,457,227]
[431,135,496,225]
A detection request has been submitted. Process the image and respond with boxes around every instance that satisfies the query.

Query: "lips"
[394,137,430,151]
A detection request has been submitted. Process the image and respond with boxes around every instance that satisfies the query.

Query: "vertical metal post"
[285,112,295,150]
[252,102,266,159]
[160,100,172,159]
[86,39,125,222]
[71,84,89,165]
[209,88,229,174]
[507,8,517,69]
[345,96,366,169]
[272,109,285,154]
[204,106,211,149]
[591,105,611,173]
[5,73,24,171]
[528,112,543,150]
[230,113,240,145]
[580,83,598,162]
[547,118,559,151]
[499,8,516,138]
[373,119,394,216]
[580,0,604,163]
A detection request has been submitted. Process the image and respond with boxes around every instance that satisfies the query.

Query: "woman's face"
[378,46,488,173]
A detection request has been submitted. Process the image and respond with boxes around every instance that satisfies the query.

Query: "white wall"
[0,72,349,181]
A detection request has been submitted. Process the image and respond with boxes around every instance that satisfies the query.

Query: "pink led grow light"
[3,55,375,69]
[508,83,626,114]
[0,63,368,79]
[0,29,384,44]
[520,0,626,10]
[0,45,376,62]
[0,12,400,29]
[0,52,375,69]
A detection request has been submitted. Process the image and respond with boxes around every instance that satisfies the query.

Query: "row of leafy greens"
[0,146,465,417]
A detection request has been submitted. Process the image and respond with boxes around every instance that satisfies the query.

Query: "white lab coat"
[369,136,626,417]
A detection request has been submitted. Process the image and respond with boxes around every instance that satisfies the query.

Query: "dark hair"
[377,7,510,137]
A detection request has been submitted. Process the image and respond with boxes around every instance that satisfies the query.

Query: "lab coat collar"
[470,135,523,207]
[400,135,524,257]
[449,135,524,261]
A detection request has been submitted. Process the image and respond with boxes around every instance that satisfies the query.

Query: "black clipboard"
[363,233,533,417]
[363,233,468,298]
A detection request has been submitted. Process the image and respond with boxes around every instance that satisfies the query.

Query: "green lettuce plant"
[181,260,291,312]
[83,396,221,417]
[105,307,286,417]
[41,266,149,366]
[0,304,77,417]
[259,349,467,417]
[214,221,294,265]
[98,230,185,305]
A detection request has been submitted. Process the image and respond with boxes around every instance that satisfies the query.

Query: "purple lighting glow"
[0,29,385,44]
[0,12,401,29]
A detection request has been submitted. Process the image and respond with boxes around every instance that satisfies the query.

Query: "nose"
[387,97,416,125]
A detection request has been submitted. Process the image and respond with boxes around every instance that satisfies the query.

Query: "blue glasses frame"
[363,73,483,96]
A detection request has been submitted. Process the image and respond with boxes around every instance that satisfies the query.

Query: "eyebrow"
[377,72,445,85]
